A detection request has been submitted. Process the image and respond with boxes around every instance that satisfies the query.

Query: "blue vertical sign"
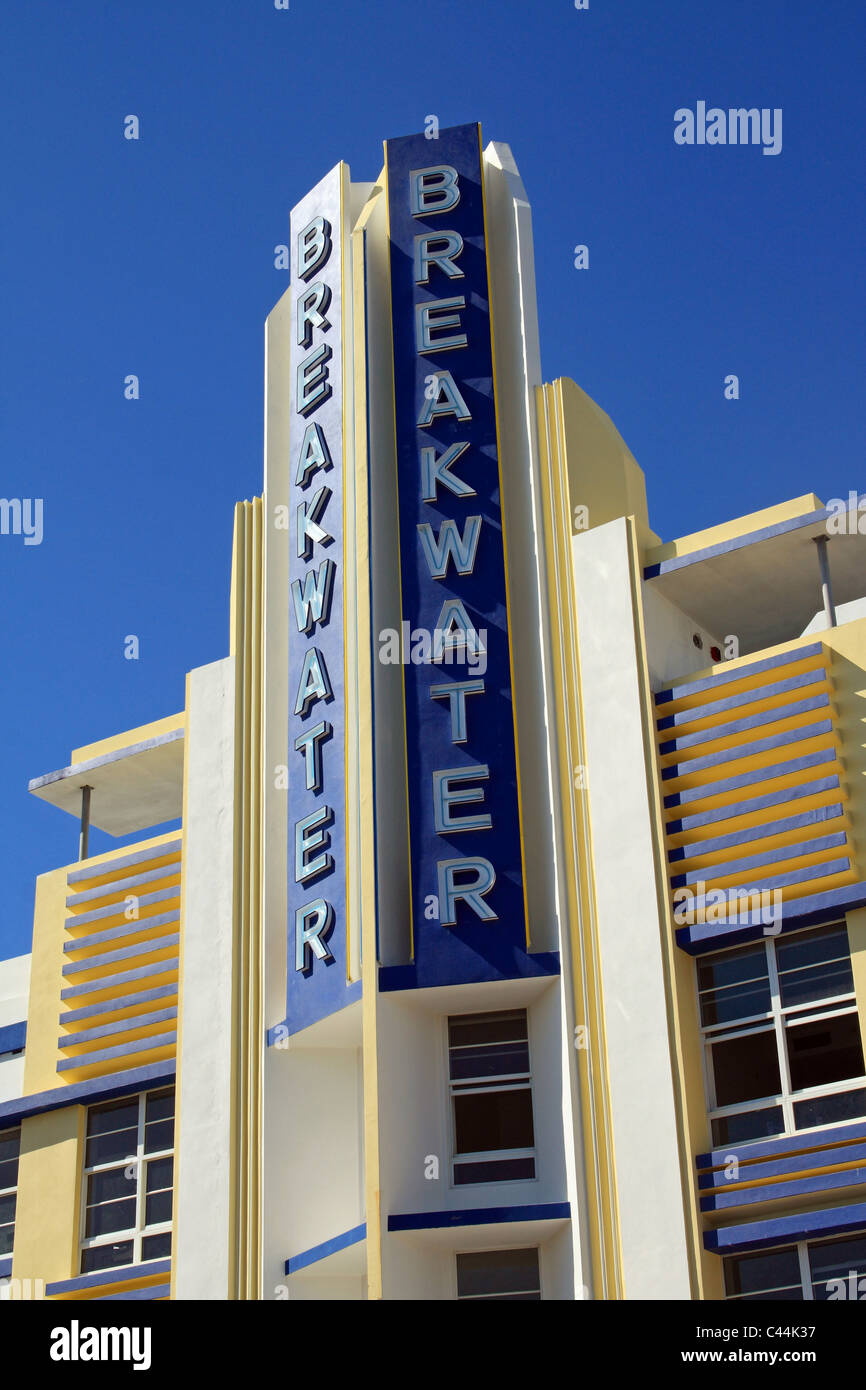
[384,122,539,987]
[285,163,360,1032]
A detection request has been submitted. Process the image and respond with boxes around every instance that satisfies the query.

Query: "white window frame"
[0,1126,20,1260]
[79,1087,174,1274]
[724,1230,866,1301]
[697,923,866,1143]
[453,1243,543,1300]
[446,1008,538,1190]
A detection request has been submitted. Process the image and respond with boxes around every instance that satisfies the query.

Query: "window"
[448,1009,535,1185]
[697,923,866,1145]
[0,1128,20,1258]
[456,1247,541,1300]
[725,1231,866,1301]
[80,1087,174,1274]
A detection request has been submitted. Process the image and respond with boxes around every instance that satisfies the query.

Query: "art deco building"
[2,123,865,1303]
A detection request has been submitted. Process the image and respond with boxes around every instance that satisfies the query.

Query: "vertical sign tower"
[285,163,359,1029]
[384,122,532,986]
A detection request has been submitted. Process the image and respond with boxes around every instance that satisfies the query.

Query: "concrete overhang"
[644,495,866,656]
[28,714,185,837]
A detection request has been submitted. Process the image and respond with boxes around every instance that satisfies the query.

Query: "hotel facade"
[2,123,866,1303]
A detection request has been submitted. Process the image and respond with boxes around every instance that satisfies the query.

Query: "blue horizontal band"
[387,1201,570,1232]
[664,748,837,810]
[285,1223,366,1274]
[97,1282,170,1301]
[704,1201,866,1255]
[658,693,829,757]
[62,935,179,977]
[0,1060,176,1127]
[65,886,179,931]
[668,803,844,864]
[666,773,840,835]
[699,1140,866,1194]
[676,879,866,954]
[61,957,179,1002]
[67,839,181,886]
[0,1257,11,1278]
[654,643,824,707]
[645,513,828,582]
[56,1030,176,1073]
[59,983,178,1028]
[67,861,182,910]
[697,1119,866,1170]
[45,1258,171,1297]
[662,718,833,782]
[378,952,560,994]
[59,1007,178,1050]
[669,831,847,889]
[656,667,829,732]
[63,910,179,956]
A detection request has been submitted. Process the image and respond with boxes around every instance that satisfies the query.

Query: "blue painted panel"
[383,121,531,989]
[698,1140,866,1192]
[97,1283,170,1300]
[60,956,178,1002]
[0,1257,12,1278]
[0,1021,26,1055]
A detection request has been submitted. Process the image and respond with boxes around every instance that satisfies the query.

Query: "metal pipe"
[78,785,92,861]
[813,535,837,628]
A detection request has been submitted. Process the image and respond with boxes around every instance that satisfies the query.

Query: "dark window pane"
[0,1193,17,1226]
[145,1190,172,1226]
[450,1041,530,1081]
[809,1234,866,1299]
[142,1232,171,1261]
[85,1196,136,1238]
[146,1157,173,1193]
[698,946,770,1027]
[87,1166,136,1206]
[86,1128,137,1169]
[449,1011,527,1049]
[145,1088,175,1123]
[724,1247,801,1298]
[786,1013,864,1092]
[794,1087,866,1131]
[0,1130,20,1164]
[454,1088,534,1155]
[456,1247,539,1299]
[0,1222,13,1256]
[778,958,854,1009]
[711,1106,785,1147]
[710,1031,781,1107]
[86,1098,138,1137]
[81,1240,133,1274]
[775,926,852,1008]
[454,1156,535,1185]
[144,1118,174,1154]
[0,1157,19,1191]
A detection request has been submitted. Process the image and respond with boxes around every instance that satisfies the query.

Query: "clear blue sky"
[2,0,863,959]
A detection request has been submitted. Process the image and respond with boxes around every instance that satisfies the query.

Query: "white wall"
[573,519,692,1299]
[642,582,724,691]
[173,656,237,1300]
[0,954,30,1103]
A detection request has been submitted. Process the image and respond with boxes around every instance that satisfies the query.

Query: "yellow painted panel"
[645,494,823,568]
[12,1106,84,1285]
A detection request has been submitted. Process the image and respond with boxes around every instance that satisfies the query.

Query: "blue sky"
[2,0,863,959]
